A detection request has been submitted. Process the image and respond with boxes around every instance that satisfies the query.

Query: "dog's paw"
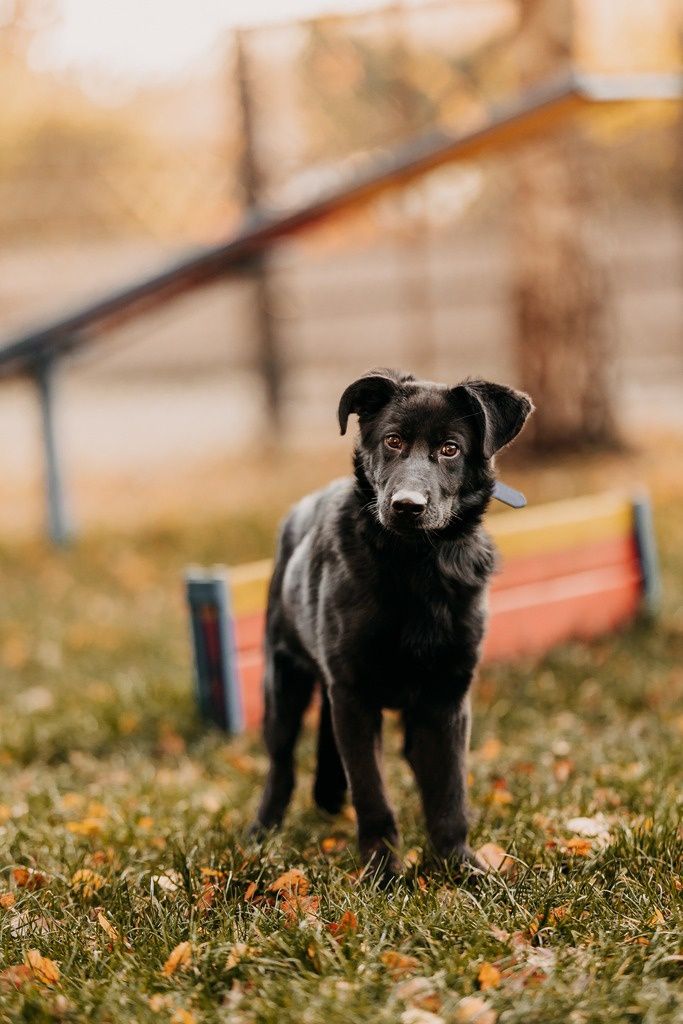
[359,838,403,886]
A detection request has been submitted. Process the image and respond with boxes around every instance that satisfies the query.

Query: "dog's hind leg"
[253,649,315,831]
[313,686,348,815]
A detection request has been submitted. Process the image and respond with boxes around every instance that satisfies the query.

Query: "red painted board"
[492,535,639,591]
[484,565,641,660]
[233,555,643,729]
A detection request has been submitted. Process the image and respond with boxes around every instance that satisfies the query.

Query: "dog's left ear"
[451,380,534,458]
[338,368,404,435]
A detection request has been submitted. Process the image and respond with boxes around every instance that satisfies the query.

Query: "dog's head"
[339,368,533,535]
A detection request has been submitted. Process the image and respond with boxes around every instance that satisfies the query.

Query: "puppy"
[253,369,533,875]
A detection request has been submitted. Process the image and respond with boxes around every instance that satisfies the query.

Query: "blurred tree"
[509,0,619,452]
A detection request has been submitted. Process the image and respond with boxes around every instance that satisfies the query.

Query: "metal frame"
[0,71,679,542]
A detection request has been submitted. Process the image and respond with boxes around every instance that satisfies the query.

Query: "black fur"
[253,369,533,876]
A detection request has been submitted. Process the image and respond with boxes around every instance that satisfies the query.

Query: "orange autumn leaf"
[12,867,48,890]
[71,868,105,897]
[478,962,502,990]
[380,950,420,975]
[454,995,497,1024]
[161,941,192,977]
[25,950,60,986]
[0,892,16,909]
[243,881,258,902]
[170,1010,195,1024]
[321,836,346,853]
[0,964,32,989]
[327,909,358,939]
[475,843,515,876]
[97,912,120,943]
[196,881,217,912]
[268,868,309,896]
[563,837,593,857]
[280,893,320,924]
[66,818,104,838]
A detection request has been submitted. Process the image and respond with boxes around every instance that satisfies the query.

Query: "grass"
[0,472,682,1023]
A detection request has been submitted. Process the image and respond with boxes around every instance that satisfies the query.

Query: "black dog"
[253,369,533,875]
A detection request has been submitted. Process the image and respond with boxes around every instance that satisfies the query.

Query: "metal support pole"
[234,29,284,430]
[35,356,72,545]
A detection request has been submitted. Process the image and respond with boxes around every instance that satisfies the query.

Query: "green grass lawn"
[0,496,681,1024]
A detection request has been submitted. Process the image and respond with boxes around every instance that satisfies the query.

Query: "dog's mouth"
[380,503,455,535]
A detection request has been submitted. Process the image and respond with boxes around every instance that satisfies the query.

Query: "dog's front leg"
[405,694,478,866]
[328,688,401,878]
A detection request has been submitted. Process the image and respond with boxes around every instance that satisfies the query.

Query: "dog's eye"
[384,434,403,451]
[440,442,460,458]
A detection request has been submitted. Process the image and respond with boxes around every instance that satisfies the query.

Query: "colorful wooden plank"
[189,492,658,733]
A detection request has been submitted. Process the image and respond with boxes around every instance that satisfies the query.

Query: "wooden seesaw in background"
[186,491,660,734]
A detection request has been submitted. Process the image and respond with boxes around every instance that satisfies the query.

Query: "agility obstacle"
[186,491,660,733]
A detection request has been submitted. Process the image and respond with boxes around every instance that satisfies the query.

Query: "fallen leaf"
[404,848,421,868]
[71,868,105,898]
[268,868,309,896]
[97,912,120,943]
[327,909,358,939]
[565,814,611,840]
[381,950,420,975]
[25,950,60,986]
[477,962,502,990]
[152,870,182,894]
[13,867,48,890]
[553,759,574,783]
[226,943,257,969]
[649,909,665,926]
[243,881,258,902]
[170,1010,195,1024]
[280,893,320,924]
[453,996,497,1024]
[161,941,192,977]
[489,926,510,942]
[477,737,502,761]
[0,892,16,909]
[148,994,172,1012]
[196,881,217,912]
[66,818,104,837]
[0,965,32,989]
[475,843,515,876]
[321,836,346,853]
[563,837,593,857]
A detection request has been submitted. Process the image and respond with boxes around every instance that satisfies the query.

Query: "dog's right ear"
[338,369,402,435]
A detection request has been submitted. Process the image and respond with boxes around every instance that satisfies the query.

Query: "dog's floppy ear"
[338,369,404,435]
[451,379,534,458]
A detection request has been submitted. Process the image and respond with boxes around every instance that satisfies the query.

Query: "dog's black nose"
[391,490,428,517]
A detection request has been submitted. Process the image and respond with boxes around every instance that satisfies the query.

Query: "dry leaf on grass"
[327,909,358,939]
[226,943,257,970]
[0,892,16,909]
[280,893,320,925]
[152,870,182,894]
[477,962,502,990]
[12,867,48,890]
[453,995,497,1024]
[161,941,192,977]
[268,868,309,896]
[381,951,420,975]
[66,818,105,837]
[321,836,347,853]
[196,881,217,912]
[243,881,258,901]
[170,1010,195,1024]
[565,814,611,841]
[0,965,32,989]
[25,950,60,986]
[96,911,120,944]
[71,869,105,897]
[475,843,516,876]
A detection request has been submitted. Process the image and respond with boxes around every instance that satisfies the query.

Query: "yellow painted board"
[228,494,634,615]
[492,492,633,558]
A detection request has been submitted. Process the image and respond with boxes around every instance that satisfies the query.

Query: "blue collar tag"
[493,481,527,508]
